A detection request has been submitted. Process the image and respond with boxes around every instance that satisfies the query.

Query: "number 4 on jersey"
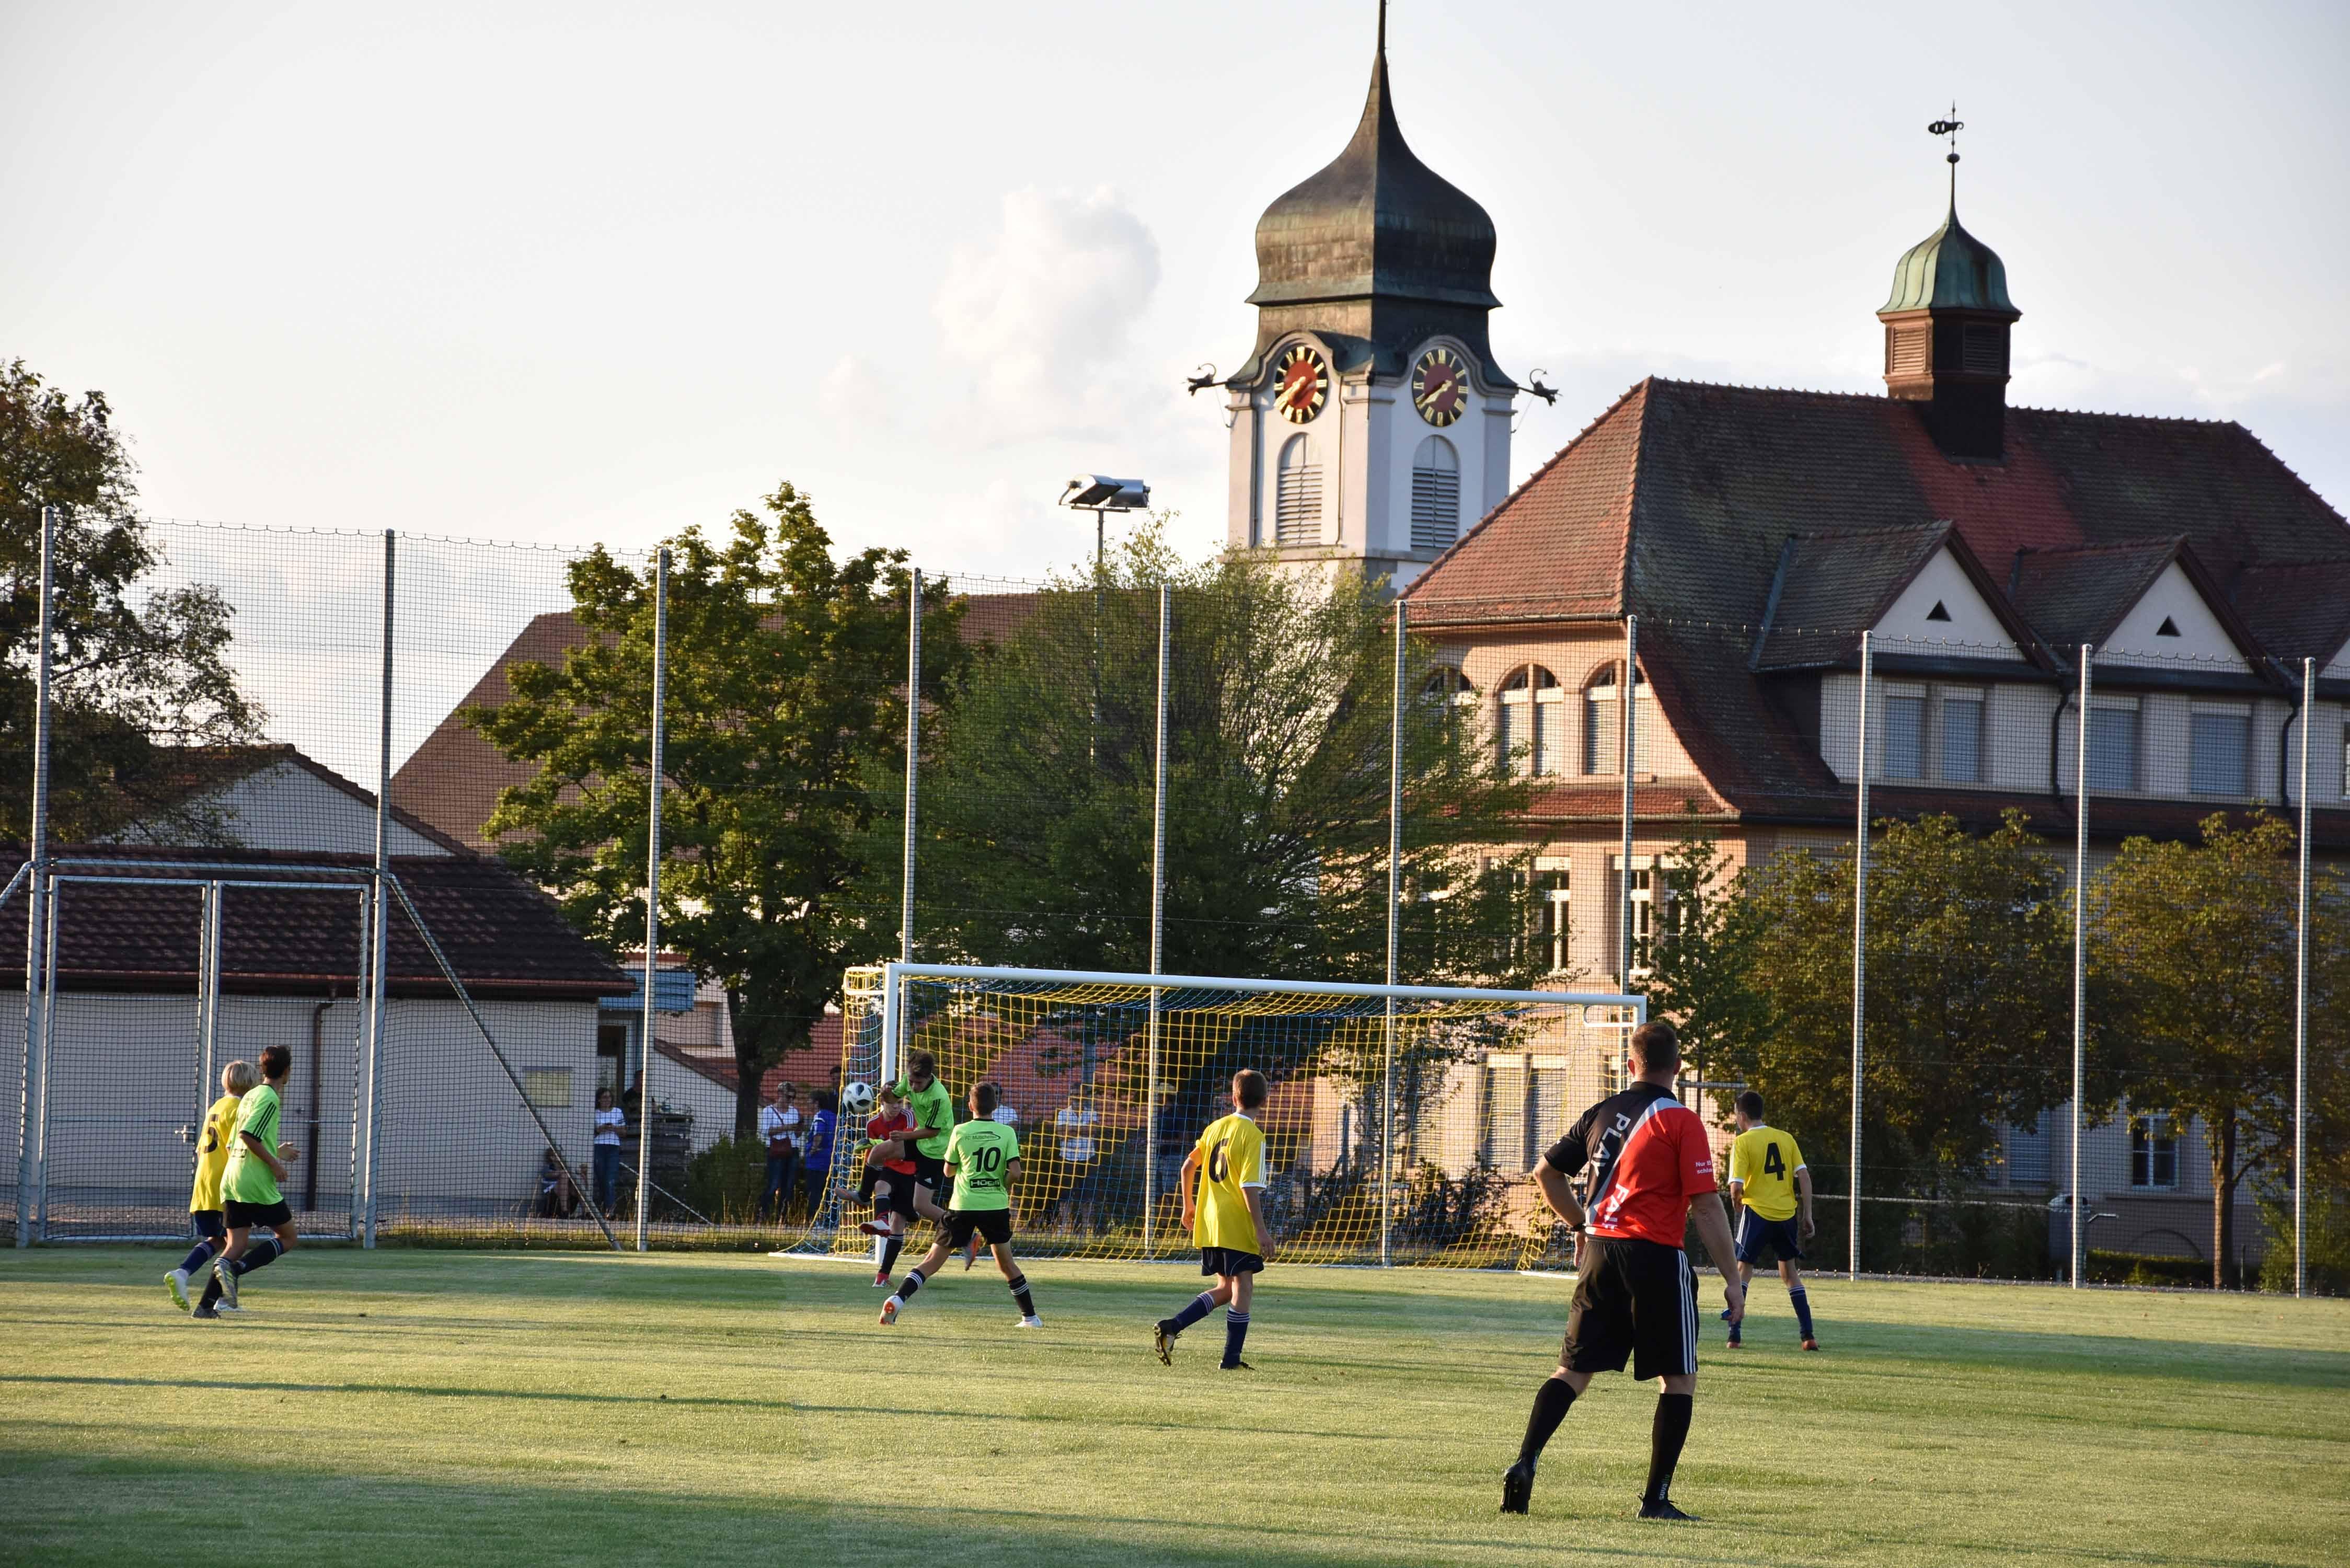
[1763,1142,1786,1179]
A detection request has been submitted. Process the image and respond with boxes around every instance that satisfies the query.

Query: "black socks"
[176,1239,216,1276]
[880,1236,905,1277]
[1790,1287,1815,1339]
[1006,1270,1036,1317]
[896,1269,926,1301]
[233,1237,283,1275]
[1518,1377,1577,1468]
[1167,1291,1215,1335]
[1645,1392,1694,1504]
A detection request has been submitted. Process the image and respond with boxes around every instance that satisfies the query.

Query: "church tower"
[1877,129,2021,462]
[1219,10,1515,590]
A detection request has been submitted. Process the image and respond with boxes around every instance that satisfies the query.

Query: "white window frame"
[2187,700,2253,798]
[2087,695,2141,794]
[1499,666,1564,778]
[2129,1112,2178,1190]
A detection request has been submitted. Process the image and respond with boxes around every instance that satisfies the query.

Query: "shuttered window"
[1274,433,1321,546]
[2189,707,2251,796]
[1410,434,1460,551]
[1886,324,1929,375]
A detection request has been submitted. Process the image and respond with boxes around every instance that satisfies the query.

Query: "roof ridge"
[1783,521,1951,543]
[2014,536,2187,563]
[1403,377,1651,597]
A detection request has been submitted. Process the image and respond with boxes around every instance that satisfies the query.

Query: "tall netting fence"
[784,967,1640,1269]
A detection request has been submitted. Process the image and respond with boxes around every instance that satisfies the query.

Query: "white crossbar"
[875,961,1643,1084]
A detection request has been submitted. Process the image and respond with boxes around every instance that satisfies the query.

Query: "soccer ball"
[842,1080,876,1116]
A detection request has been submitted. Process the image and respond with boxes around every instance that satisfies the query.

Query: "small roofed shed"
[0,844,631,1234]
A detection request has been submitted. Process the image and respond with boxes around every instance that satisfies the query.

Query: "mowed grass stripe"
[2,1247,2343,1567]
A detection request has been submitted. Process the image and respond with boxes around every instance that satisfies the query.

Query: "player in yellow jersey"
[1723,1090,1818,1351]
[167,1059,258,1312]
[1152,1069,1273,1370]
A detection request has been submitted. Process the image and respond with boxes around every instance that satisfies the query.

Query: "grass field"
[2,1246,2345,1567]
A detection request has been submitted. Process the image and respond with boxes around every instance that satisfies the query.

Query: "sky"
[4,1,2346,769]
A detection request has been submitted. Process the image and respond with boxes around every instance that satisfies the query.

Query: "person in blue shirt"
[795,1088,837,1222]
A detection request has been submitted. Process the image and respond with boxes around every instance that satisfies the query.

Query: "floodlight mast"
[1059,474,1151,571]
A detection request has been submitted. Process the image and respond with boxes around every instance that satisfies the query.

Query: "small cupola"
[1877,113,2021,461]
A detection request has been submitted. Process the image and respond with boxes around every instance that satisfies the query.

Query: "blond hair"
[223,1059,260,1096]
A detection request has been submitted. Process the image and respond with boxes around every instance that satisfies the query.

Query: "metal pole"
[900,568,922,965]
[198,883,223,1129]
[1618,615,1637,988]
[1144,582,1170,1259]
[1382,601,1407,1268]
[34,879,59,1239]
[1850,629,1871,1280]
[362,529,394,1248]
[635,548,669,1254]
[2070,645,2092,1287]
[2295,656,2313,1298]
[16,505,55,1247]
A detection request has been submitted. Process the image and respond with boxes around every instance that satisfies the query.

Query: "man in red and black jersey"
[1500,1019,1744,1523]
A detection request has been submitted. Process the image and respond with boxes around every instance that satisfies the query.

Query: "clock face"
[1273,344,1330,424]
[1412,347,1469,426]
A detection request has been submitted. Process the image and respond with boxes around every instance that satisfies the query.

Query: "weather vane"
[1928,103,1963,166]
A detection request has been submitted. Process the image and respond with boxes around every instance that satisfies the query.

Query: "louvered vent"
[1886,324,1930,375]
[1410,465,1460,550]
[1274,463,1322,546]
[1962,322,2008,375]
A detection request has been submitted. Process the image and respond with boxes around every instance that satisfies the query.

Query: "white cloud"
[932,187,1164,442]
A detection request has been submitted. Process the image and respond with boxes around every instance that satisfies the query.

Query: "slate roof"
[1401,377,2350,837]
[0,845,632,1000]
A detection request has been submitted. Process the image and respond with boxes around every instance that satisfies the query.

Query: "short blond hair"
[224,1059,260,1096]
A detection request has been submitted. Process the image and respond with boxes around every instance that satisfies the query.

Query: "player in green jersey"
[192,1044,300,1319]
[892,1048,956,1229]
[879,1081,1041,1329]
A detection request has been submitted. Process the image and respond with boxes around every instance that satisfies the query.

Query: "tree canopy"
[469,485,961,1138]
[1,358,259,840]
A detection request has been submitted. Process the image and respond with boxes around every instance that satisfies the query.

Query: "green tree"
[2090,813,2336,1288]
[469,485,962,1138]
[876,527,1537,988]
[1634,826,1767,1126]
[1699,812,2073,1215]
[2,359,260,839]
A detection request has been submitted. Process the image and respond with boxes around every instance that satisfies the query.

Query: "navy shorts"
[225,1198,293,1229]
[1200,1246,1263,1277]
[190,1209,226,1240]
[1735,1209,1806,1265]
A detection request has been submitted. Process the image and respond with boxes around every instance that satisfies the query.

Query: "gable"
[2101,562,2250,671]
[1873,546,2028,660]
[2326,643,2350,681]
[110,760,455,857]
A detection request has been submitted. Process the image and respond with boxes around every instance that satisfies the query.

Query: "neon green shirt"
[944,1120,1020,1212]
[221,1083,283,1205]
[895,1074,954,1161]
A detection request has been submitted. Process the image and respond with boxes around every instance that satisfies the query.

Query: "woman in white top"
[758,1082,803,1220]
[591,1089,626,1215]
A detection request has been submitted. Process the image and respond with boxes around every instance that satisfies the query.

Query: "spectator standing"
[1056,1096,1098,1166]
[591,1088,625,1215]
[759,1081,803,1220]
[797,1089,838,1220]
[990,1099,1021,1131]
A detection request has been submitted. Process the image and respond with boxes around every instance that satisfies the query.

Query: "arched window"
[1410,435,1460,551]
[1420,664,1477,744]
[1274,433,1322,546]
[1582,664,1649,774]
[1497,665,1562,777]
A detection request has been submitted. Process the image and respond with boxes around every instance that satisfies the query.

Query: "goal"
[792,962,1642,1270]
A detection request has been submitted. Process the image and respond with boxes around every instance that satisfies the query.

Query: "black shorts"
[1563,1236,1697,1382]
[910,1152,947,1194]
[944,1208,1013,1249]
[857,1163,879,1202]
[190,1209,226,1240]
[1200,1246,1264,1278]
[1735,1210,1806,1265]
[224,1198,294,1229]
[872,1169,918,1218]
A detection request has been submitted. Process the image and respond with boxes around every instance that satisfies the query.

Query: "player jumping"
[1501,1020,1744,1522]
[893,1048,955,1233]
[857,1083,920,1287]
[193,1044,302,1320]
[1152,1068,1272,1371]
[878,1081,1040,1329]
[1723,1090,1818,1351]
[168,1058,256,1312]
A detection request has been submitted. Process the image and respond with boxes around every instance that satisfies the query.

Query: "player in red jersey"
[856,1085,920,1287]
[1500,1019,1744,1523]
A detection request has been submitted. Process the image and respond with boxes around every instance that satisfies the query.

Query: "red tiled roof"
[1402,379,2350,827]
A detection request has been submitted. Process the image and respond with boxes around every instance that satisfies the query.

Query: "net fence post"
[1849,629,1870,1281]
[1383,599,1407,1269]
[16,504,55,1248]
[2295,655,2313,1299]
[362,528,394,1249]
[901,567,921,965]
[2070,644,2092,1287]
[1145,582,1170,1261]
[635,547,669,1254]
[1618,613,1637,989]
